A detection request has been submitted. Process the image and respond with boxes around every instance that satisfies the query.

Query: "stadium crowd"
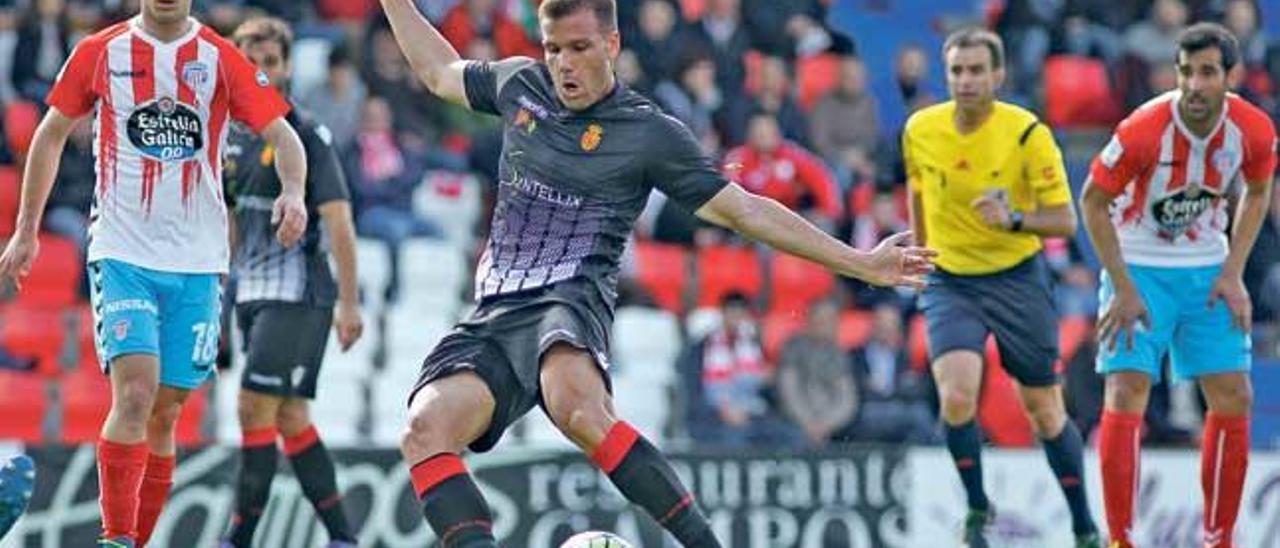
[0,0,1278,452]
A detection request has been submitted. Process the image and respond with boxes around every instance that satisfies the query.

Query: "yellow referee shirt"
[903,100,1072,275]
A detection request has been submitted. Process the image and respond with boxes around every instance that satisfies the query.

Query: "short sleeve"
[1023,123,1072,206]
[221,43,290,133]
[1241,115,1277,184]
[46,39,103,118]
[1089,117,1149,195]
[303,123,350,208]
[902,129,921,192]
[646,114,729,211]
[463,56,536,116]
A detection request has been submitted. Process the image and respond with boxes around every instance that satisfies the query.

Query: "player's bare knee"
[938,387,978,424]
[276,401,311,436]
[1026,404,1065,437]
[237,392,275,426]
[1202,376,1253,415]
[1104,373,1152,413]
[400,407,461,460]
[114,379,158,424]
[147,401,183,431]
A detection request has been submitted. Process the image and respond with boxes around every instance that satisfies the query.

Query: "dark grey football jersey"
[463,57,727,312]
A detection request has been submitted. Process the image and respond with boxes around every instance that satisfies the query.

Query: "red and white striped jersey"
[1090,91,1277,267]
[46,17,289,273]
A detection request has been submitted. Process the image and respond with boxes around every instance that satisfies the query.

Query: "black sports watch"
[1009,211,1025,232]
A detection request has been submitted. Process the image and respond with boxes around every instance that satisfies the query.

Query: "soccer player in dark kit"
[379,0,936,546]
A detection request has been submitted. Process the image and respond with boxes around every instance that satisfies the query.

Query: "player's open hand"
[1098,284,1151,352]
[272,192,307,247]
[859,231,937,289]
[1208,274,1251,332]
[333,300,364,351]
[0,233,38,293]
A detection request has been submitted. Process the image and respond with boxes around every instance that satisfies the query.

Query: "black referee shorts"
[236,301,333,399]
[919,253,1060,387]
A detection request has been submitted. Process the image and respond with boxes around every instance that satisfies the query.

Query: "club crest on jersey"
[128,97,203,161]
[514,108,537,133]
[1212,148,1239,176]
[581,123,603,151]
[181,61,209,88]
[255,70,270,87]
[113,320,130,341]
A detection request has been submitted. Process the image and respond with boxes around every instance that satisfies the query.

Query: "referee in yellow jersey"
[904,28,1100,548]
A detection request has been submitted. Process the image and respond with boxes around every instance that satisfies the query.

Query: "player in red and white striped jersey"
[0,1,310,546]
[1081,22,1277,548]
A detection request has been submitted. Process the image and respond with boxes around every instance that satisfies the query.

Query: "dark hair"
[1176,22,1240,72]
[328,42,352,68]
[539,0,618,32]
[942,27,1004,69]
[721,291,751,310]
[233,16,293,61]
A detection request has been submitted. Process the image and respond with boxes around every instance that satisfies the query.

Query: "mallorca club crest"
[580,123,603,152]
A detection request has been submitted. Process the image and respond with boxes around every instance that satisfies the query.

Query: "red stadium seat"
[762,311,805,362]
[631,241,689,313]
[797,53,842,111]
[0,370,46,442]
[18,235,80,307]
[174,386,207,447]
[768,252,834,315]
[61,366,111,443]
[678,0,706,21]
[1059,315,1092,363]
[5,101,40,157]
[907,314,929,373]
[0,166,18,238]
[695,245,763,308]
[0,304,66,376]
[1044,55,1121,128]
[837,310,874,350]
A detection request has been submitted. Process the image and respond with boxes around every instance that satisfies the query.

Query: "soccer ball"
[558,531,634,548]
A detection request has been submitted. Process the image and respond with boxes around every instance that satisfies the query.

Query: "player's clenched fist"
[272,191,307,247]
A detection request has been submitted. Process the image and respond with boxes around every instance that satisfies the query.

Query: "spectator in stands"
[777,300,858,447]
[299,45,367,151]
[847,191,911,309]
[693,292,805,449]
[742,0,848,58]
[810,55,880,190]
[0,4,18,107]
[748,55,809,146]
[654,53,751,154]
[681,0,752,102]
[1123,0,1189,66]
[344,96,443,303]
[841,304,938,444]
[440,0,541,59]
[12,0,68,103]
[1224,0,1268,66]
[42,118,93,257]
[724,112,842,232]
[631,0,685,91]
[362,23,450,147]
[895,45,936,112]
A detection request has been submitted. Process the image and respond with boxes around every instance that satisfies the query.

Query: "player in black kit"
[379,0,937,546]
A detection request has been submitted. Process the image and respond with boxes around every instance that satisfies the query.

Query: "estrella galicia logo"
[127,96,203,161]
[1152,185,1215,236]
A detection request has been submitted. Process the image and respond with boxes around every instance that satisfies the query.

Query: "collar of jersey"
[129,15,202,48]
[1169,89,1230,146]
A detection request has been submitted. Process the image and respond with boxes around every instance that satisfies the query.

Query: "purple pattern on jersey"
[475,175,603,299]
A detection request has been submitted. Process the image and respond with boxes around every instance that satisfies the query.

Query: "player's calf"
[1199,372,1251,547]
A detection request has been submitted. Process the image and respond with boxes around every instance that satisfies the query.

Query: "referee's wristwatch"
[1008,211,1025,232]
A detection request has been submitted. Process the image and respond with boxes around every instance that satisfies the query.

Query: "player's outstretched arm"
[261,119,308,247]
[695,184,936,288]
[0,109,81,290]
[1080,178,1149,350]
[380,0,471,107]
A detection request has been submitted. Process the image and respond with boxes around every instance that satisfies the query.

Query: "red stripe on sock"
[1059,476,1081,487]
[242,427,278,448]
[955,458,976,469]
[410,453,467,498]
[1202,412,1249,546]
[441,519,493,545]
[317,494,342,510]
[657,494,694,525]
[282,425,320,457]
[97,438,150,538]
[1099,409,1143,548]
[136,453,177,546]
[591,421,640,474]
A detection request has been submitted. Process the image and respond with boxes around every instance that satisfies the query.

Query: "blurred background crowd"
[1,0,1279,453]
